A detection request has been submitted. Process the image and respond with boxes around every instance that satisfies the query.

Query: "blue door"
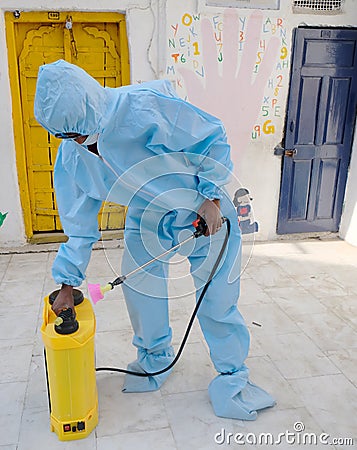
[277,28,357,234]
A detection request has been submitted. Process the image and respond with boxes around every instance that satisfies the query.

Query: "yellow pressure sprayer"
[41,289,98,441]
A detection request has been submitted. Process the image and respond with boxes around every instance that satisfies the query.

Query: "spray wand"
[95,216,231,377]
[88,217,210,304]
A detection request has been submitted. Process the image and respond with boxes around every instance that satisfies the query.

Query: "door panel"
[304,39,356,66]
[297,77,322,144]
[325,78,350,144]
[5,12,130,239]
[290,160,312,220]
[277,28,357,234]
[18,24,62,232]
[315,158,339,219]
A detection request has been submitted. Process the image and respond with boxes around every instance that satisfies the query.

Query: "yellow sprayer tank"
[41,289,98,441]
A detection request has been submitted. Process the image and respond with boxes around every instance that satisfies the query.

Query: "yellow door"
[5,11,130,242]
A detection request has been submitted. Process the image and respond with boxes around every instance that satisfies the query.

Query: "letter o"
[182,13,192,27]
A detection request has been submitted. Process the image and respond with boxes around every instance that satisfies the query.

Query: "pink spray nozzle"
[88,283,112,305]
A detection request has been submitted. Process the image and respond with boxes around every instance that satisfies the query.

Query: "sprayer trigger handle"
[192,217,208,237]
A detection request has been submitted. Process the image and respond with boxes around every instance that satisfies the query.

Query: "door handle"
[289,121,295,132]
[284,149,297,157]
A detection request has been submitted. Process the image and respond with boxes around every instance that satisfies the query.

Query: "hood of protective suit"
[34,59,110,136]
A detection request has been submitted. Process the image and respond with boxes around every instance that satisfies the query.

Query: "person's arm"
[51,145,102,314]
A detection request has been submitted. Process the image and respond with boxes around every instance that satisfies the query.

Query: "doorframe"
[5,11,130,241]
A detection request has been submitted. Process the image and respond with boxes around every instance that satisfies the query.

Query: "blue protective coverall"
[34,60,275,420]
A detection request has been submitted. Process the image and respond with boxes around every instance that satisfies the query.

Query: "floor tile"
[0,381,26,446]
[97,428,177,450]
[0,304,39,341]
[32,330,46,358]
[245,330,267,357]
[167,292,194,312]
[295,312,357,352]
[251,241,307,257]
[95,329,137,371]
[161,341,216,395]
[265,285,327,316]
[168,266,196,300]
[24,355,49,410]
[4,253,48,283]
[321,266,357,295]
[246,259,296,289]
[169,304,204,345]
[290,374,357,439]
[96,382,168,437]
[164,390,240,450]
[297,240,357,264]
[0,254,11,282]
[0,340,33,382]
[92,287,132,334]
[318,295,357,329]
[239,277,273,305]
[273,254,332,277]
[295,273,349,298]
[253,332,340,379]
[245,254,275,269]
[6,252,49,264]
[86,251,122,279]
[325,349,357,385]
[0,280,45,308]
[240,303,301,335]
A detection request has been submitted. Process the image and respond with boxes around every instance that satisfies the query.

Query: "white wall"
[340,117,357,246]
[0,0,356,246]
[163,0,357,243]
[0,11,26,246]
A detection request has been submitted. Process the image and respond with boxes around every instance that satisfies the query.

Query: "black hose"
[96,218,231,377]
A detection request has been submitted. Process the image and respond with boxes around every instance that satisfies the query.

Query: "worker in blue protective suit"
[34,59,275,420]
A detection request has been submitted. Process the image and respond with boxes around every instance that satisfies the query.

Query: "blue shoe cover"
[208,368,276,420]
[122,347,175,393]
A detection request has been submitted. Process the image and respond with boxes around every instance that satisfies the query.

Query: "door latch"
[65,16,78,59]
[284,149,297,157]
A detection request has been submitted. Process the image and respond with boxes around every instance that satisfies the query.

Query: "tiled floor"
[0,237,356,449]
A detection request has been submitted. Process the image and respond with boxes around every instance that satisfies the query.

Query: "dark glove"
[197,199,223,236]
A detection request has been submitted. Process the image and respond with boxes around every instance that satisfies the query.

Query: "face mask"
[82,133,99,146]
